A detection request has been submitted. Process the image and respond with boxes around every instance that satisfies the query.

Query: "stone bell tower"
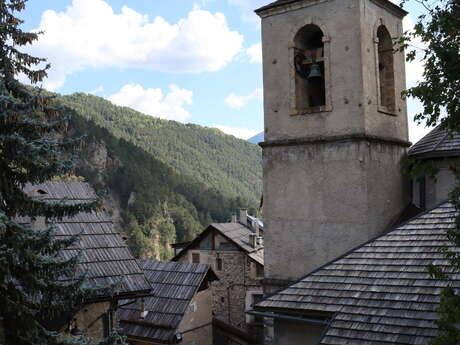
[256,0,409,290]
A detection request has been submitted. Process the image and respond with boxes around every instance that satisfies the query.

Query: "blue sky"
[19,0,429,141]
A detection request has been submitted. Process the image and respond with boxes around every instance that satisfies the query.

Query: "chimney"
[239,209,248,226]
[140,298,148,319]
[249,233,257,248]
[231,214,237,223]
[253,219,259,236]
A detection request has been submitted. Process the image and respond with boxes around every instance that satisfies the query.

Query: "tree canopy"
[0,1,125,344]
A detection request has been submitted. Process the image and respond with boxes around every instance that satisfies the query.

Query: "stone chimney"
[139,298,148,319]
[231,214,237,223]
[249,233,257,248]
[239,209,247,226]
[253,219,260,236]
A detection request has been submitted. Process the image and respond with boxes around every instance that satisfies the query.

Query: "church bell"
[307,63,322,79]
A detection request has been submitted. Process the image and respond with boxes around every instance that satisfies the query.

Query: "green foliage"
[402,157,438,180]
[400,0,460,132]
[399,0,460,343]
[429,287,460,345]
[58,92,262,205]
[0,1,124,344]
[64,101,260,260]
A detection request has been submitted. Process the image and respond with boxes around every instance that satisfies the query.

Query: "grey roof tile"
[408,125,460,158]
[22,182,151,296]
[255,203,458,344]
[172,220,264,265]
[119,260,217,343]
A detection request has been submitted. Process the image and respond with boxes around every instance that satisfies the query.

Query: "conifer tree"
[0,1,125,344]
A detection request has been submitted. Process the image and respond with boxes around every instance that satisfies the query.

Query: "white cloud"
[213,125,259,139]
[246,43,262,64]
[228,0,266,23]
[108,84,193,122]
[31,0,244,90]
[225,88,263,109]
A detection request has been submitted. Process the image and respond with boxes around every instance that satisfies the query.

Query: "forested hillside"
[57,93,262,260]
[59,93,261,203]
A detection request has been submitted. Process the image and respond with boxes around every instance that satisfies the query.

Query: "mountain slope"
[248,132,264,144]
[55,92,262,260]
[59,93,262,206]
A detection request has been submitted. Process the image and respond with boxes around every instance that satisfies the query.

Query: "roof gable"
[21,182,151,297]
[119,260,217,343]
[172,222,264,265]
[409,125,460,158]
[255,202,457,344]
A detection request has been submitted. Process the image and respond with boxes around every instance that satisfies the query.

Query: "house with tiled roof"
[172,209,264,344]
[119,260,217,345]
[408,125,460,210]
[251,0,460,343]
[19,182,151,340]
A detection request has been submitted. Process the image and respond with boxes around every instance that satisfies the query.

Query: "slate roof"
[21,182,151,297]
[255,0,407,16]
[254,202,459,345]
[172,221,264,266]
[119,260,217,343]
[408,125,460,158]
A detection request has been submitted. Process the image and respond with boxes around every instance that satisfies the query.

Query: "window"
[256,264,264,278]
[192,253,200,264]
[292,24,329,114]
[419,176,426,210]
[251,294,264,324]
[377,25,395,112]
[216,258,223,271]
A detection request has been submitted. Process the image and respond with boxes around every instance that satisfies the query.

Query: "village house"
[172,210,264,344]
[251,0,460,344]
[19,182,152,340]
[119,260,217,345]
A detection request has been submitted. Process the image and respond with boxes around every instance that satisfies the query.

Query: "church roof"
[119,260,217,343]
[255,0,407,17]
[254,202,459,345]
[21,182,151,297]
[408,125,460,159]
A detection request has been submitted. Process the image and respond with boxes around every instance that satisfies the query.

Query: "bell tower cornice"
[256,0,407,18]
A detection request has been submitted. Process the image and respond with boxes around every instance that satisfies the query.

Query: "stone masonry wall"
[179,247,263,332]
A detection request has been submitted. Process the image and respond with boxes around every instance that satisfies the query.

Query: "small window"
[419,176,426,210]
[256,264,264,278]
[377,25,395,112]
[252,294,264,324]
[192,253,200,264]
[216,258,223,271]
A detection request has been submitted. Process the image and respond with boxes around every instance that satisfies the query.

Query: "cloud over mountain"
[31,0,244,90]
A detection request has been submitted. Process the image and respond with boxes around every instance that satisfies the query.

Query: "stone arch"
[375,22,396,112]
[289,18,332,114]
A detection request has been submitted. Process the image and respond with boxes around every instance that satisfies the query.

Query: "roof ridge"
[431,129,450,151]
[257,200,453,303]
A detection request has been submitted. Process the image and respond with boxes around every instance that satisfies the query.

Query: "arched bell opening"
[377,25,396,112]
[293,24,326,111]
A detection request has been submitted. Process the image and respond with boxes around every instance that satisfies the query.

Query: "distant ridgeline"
[55,92,262,260]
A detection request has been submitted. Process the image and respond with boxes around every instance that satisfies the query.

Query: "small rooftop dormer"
[408,126,460,210]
